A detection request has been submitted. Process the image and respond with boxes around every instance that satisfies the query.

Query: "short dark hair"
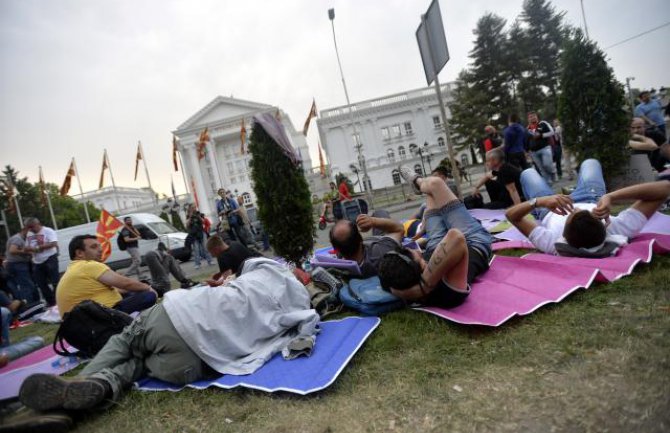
[431,166,450,178]
[69,234,97,260]
[378,249,422,291]
[563,210,606,249]
[509,113,519,123]
[329,220,362,258]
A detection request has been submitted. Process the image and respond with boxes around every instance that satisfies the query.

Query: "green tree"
[558,30,629,183]
[248,122,314,265]
[449,70,489,153]
[517,0,566,117]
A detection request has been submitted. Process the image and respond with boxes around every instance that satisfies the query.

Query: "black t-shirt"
[359,236,401,278]
[120,227,139,249]
[216,241,261,276]
[493,163,525,201]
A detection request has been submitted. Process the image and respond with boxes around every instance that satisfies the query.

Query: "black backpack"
[53,300,133,358]
[117,233,127,251]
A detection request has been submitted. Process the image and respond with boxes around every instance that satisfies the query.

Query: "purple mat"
[0,346,81,401]
[135,316,380,395]
[417,234,670,326]
[640,212,670,235]
[468,208,506,221]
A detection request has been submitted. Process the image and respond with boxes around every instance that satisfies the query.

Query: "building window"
[231,176,237,184]
[227,162,235,173]
[438,137,445,147]
[409,143,418,156]
[432,116,441,128]
[398,146,406,159]
[242,192,252,205]
[381,127,390,140]
[352,133,361,146]
[387,148,395,162]
[461,154,469,166]
[414,164,423,176]
[391,125,401,138]
[392,169,401,185]
[404,122,413,135]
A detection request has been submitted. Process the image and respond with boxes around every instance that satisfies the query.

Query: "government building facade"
[316,82,472,190]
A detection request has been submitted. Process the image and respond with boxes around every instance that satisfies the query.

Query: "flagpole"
[0,209,10,239]
[178,153,190,200]
[105,149,122,213]
[72,158,91,223]
[39,166,58,230]
[139,141,158,212]
[13,194,23,228]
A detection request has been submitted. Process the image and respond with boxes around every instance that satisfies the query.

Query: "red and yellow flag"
[60,160,76,196]
[303,99,317,136]
[240,119,247,154]
[96,209,123,261]
[134,143,142,181]
[197,127,209,160]
[172,135,179,171]
[98,152,109,189]
[318,141,326,177]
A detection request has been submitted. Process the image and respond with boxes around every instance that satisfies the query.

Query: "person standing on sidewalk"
[24,218,59,306]
[120,217,144,280]
[4,226,39,303]
[526,112,557,184]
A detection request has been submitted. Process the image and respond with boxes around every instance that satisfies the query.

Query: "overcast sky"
[1,0,668,197]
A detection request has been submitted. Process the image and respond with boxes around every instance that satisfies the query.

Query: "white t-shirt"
[26,226,59,264]
[528,203,648,255]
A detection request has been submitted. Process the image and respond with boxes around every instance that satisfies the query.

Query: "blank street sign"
[416,0,449,85]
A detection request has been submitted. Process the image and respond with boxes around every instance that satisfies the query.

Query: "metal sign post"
[416,0,462,198]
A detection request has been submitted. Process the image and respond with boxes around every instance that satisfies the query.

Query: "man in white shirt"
[24,217,59,306]
[506,159,670,256]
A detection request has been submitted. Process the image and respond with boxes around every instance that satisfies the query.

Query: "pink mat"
[417,234,670,327]
[492,240,535,251]
[0,345,81,401]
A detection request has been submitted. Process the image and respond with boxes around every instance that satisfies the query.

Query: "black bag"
[463,194,484,209]
[117,233,127,251]
[53,300,133,357]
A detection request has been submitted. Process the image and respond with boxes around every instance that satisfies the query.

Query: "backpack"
[117,233,127,251]
[339,276,404,316]
[53,300,133,358]
[306,267,344,319]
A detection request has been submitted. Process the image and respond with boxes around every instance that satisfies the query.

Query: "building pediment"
[176,96,273,132]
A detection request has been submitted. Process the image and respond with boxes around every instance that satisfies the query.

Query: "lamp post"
[328,8,373,207]
[423,142,433,172]
[349,164,362,193]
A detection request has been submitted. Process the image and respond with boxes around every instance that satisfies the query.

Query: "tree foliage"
[0,165,100,247]
[558,30,629,182]
[248,122,314,265]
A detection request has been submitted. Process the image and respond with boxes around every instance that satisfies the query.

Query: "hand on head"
[591,194,612,226]
[356,214,373,232]
[543,194,574,216]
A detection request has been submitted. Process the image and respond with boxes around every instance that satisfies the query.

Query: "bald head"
[630,117,645,135]
[329,220,363,258]
[486,148,505,170]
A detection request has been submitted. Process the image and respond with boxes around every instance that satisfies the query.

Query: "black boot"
[19,374,111,411]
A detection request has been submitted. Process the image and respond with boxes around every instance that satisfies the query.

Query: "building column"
[185,144,212,216]
[207,139,223,191]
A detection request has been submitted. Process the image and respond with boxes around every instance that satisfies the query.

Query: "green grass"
[9,252,670,432]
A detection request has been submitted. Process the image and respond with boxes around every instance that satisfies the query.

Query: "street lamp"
[349,163,362,193]
[423,142,433,172]
[328,8,374,208]
[625,76,636,113]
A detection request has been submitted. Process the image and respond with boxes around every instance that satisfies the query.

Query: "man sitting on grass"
[376,165,494,308]
[205,234,261,285]
[56,235,157,317]
[15,257,319,432]
[506,159,670,257]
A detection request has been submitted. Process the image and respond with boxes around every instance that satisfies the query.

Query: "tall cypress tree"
[248,121,314,265]
[449,70,489,153]
[518,0,566,117]
[558,30,629,182]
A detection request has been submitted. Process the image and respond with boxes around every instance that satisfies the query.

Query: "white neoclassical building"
[317,82,472,190]
[74,186,157,214]
[173,96,325,218]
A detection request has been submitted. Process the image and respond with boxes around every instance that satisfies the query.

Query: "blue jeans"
[521,158,606,220]
[113,291,157,315]
[5,261,39,303]
[1,307,11,347]
[530,145,556,184]
[33,254,59,306]
[424,200,494,259]
[192,236,211,267]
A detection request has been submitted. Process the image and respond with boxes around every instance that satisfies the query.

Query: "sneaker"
[310,267,343,293]
[180,279,198,288]
[19,374,109,411]
[398,164,421,194]
[0,408,73,433]
[194,265,201,270]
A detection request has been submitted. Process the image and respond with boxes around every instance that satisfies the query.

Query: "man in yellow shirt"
[56,235,157,317]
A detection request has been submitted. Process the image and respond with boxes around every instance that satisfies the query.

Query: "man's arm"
[629,134,659,151]
[8,242,34,256]
[356,214,404,242]
[98,270,155,294]
[592,180,670,220]
[506,195,574,238]
[505,183,522,205]
[473,173,493,197]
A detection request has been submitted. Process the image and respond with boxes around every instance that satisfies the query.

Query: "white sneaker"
[398,164,421,194]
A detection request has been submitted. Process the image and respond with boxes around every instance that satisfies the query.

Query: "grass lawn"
[8,248,670,432]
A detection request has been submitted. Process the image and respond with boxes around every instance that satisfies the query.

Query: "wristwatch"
[529,198,538,209]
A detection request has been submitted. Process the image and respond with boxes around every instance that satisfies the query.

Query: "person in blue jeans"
[376,165,494,308]
[506,159,670,256]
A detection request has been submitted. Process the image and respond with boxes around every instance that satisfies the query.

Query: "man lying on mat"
[506,158,670,257]
[15,257,319,432]
[376,165,494,308]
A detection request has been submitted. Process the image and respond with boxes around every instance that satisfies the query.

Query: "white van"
[56,213,190,273]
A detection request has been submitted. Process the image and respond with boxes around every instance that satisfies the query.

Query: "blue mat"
[135,316,380,395]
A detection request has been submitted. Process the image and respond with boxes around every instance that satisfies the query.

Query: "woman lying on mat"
[506,159,670,257]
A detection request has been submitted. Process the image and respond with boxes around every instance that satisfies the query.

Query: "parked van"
[56,213,190,273]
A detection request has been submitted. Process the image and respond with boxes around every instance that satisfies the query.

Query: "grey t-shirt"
[5,233,30,263]
[359,236,401,278]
